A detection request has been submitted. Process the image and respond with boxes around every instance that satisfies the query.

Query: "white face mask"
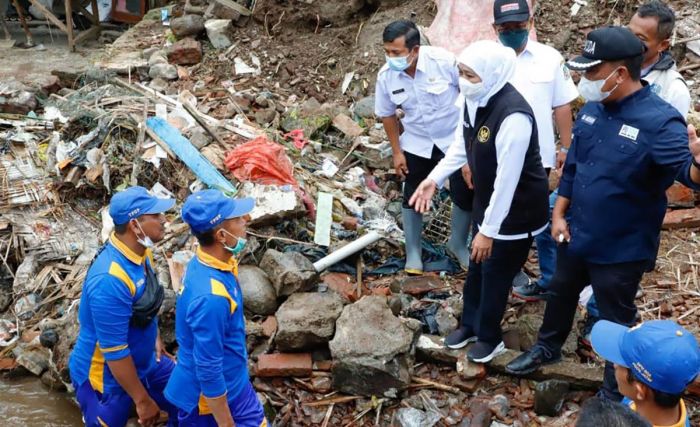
[459,78,485,101]
[577,68,620,103]
[134,220,155,249]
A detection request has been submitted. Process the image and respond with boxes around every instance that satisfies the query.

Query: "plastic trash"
[224,136,298,186]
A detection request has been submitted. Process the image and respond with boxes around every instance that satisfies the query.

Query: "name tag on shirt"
[619,125,639,142]
[392,88,405,95]
[581,114,596,125]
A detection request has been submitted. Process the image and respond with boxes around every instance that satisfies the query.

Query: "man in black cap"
[505,26,700,400]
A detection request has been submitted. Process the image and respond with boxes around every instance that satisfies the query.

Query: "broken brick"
[456,353,487,380]
[0,358,17,371]
[370,286,392,297]
[322,272,356,302]
[390,275,443,296]
[256,353,312,377]
[167,38,203,66]
[662,208,700,229]
[666,182,696,208]
[261,316,277,338]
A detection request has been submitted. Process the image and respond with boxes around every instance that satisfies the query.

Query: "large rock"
[353,96,376,119]
[149,63,178,81]
[534,380,570,416]
[237,266,278,315]
[329,296,421,397]
[167,38,203,66]
[259,249,317,297]
[0,80,37,115]
[171,15,205,39]
[275,292,344,351]
[205,19,235,49]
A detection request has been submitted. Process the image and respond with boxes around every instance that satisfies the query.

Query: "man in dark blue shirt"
[505,26,700,400]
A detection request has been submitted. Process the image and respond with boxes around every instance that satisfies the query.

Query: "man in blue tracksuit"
[165,190,266,427]
[505,26,700,399]
[69,186,177,426]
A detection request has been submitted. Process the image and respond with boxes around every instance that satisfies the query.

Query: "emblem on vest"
[477,126,490,143]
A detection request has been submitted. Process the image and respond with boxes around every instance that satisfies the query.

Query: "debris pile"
[0,0,699,425]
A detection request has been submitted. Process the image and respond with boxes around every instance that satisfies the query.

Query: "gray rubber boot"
[446,204,472,270]
[402,208,424,275]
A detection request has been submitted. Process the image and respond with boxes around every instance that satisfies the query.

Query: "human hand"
[470,232,493,263]
[408,179,437,214]
[393,152,409,180]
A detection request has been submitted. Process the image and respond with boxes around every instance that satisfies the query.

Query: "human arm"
[652,119,700,190]
[90,275,160,426]
[375,76,408,179]
[188,295,234,427]
[554,103,573,170]
[687,125,700,185]
[551,195,571,243]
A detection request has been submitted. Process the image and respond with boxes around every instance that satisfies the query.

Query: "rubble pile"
[0,0,699,425]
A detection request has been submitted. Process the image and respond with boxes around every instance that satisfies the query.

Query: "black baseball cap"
[493,0,530,25]
[567,26,646,71]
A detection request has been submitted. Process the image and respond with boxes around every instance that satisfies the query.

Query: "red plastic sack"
[224,136,298,186]
[426,0,536,55]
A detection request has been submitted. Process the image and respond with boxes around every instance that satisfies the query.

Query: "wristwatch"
[559,147,569,154]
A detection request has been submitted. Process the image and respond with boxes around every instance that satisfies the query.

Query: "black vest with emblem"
[464,83,549,236]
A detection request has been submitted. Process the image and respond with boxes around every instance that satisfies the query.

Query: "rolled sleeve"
[89,275,132,361]
[188,295,229,398]
[652,117,700,191]
[374,75,396,118]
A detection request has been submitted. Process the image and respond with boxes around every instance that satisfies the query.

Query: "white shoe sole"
[445,335,478,349]
[469,341,506,363]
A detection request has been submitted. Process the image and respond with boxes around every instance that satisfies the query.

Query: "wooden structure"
[27,0,102,51]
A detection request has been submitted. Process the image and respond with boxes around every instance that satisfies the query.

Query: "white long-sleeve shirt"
[428,99,547,240]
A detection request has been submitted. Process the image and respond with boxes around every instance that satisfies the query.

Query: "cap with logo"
[566,26,646,71]
[493,0,530,25]
[591,319,700,395]
[109,186,175,225]
[181,189,255,234]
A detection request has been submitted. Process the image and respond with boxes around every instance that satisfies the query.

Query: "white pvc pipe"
[313,231,383,272]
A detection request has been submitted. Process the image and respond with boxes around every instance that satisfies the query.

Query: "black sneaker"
[512,280,548,302]
[512,270,530,288]
[467,341,506,363]
[444,327,478,349]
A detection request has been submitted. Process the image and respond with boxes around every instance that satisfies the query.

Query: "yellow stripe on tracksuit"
[108,262,136,296]
[210,279,237,314]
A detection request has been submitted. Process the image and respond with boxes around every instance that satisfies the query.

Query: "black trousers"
[536,245,647,400]
[402,145,473,211]
[461,223,533,345]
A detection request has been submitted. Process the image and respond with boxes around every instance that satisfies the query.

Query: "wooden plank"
[75,2,99,26]
[26,0,68,33]
[65,0,75,51]
[73,25,101,46]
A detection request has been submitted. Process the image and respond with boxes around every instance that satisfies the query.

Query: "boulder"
[148,51,169,67]
[237,265,278,315]
[259,249,317,297]
[205,19,235,49]
[167,38,203,66]
[171,15,205,39]
[329,296,421,397]
[275,292,344,351]
[435,306,458,336]
[353,96,376,119]
[205,0,249,21]
[149,64,178,81]
[534,380,570,416]
[517,313,578,357]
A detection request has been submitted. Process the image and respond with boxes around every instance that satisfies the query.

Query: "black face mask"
[131,262,164,328]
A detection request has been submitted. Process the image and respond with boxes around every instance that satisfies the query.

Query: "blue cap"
[181,189,255,234]
[109,186,175,225]
[591,320,700,394]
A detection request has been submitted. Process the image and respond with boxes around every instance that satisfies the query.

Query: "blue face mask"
[221,229,246,256]
[386,53,412,72]
[498,28,529,50]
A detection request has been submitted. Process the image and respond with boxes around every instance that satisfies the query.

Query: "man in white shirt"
[492,0,579,301]
[629,0,691,118]
[375,20,473,275]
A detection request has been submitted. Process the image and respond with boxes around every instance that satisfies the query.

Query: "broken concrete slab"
[332,113,364,138]
[490,349,603,390]
[171,15,206,39]
[167,38,203,66]
[206,0,251,20]
[662,207,700,229]
[240,183,306,227]
[255,353,312,377]
[329,296,421,397]
[237,265,278,316]
[415,334,461,364]
[205,19,235,49]
[259,249,318,297]
[0,79,37,115]
[275,292,344,352]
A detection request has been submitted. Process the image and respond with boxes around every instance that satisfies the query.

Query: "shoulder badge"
[477,126,490,143]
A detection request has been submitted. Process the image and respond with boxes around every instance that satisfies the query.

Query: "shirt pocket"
[424,79,453,111]
[389,90,409,108]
